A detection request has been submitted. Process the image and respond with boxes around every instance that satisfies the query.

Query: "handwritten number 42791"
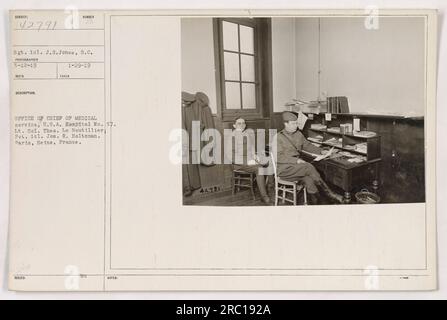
[18,20,57,31]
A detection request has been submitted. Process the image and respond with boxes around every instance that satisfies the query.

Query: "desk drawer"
[325,164,350,190]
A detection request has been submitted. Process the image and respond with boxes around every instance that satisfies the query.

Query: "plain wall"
[182,17,426,117]
[271,18,297,110]
[319,17,425,116]
[294,18,320,105]
[181,18,218,114]
[291,17,426,116]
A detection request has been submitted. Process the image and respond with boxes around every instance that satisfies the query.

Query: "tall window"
[217,19,258,115]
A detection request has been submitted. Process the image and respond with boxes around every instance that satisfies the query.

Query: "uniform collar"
[281,129,298,136]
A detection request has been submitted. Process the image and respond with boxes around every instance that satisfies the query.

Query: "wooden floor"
[183,175,424,206]
[184,189,270,206]
[183,187,312,206]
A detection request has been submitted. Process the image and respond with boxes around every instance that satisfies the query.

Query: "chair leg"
[232,174,236,195]
[275,183,279,206]
[293,186,297,206]
[251,174,256,200]
[250,186,256,201]
[303,187,308,205]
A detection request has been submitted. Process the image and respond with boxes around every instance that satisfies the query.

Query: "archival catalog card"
[8,9,438,291]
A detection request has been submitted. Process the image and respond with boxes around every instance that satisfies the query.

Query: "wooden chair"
[270,154,308,206]
[232,169,256,200]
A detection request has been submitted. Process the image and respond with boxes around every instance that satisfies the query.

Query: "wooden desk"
[302,127,382,203]
[301,153,381,203]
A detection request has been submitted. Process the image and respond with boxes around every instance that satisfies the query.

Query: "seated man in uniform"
[230,117,271,204]
[276,111,343,204]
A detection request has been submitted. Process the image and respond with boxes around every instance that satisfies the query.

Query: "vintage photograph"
[182,16,426,206]
[5,8,438,293]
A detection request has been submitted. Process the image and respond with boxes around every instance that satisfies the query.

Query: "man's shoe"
[261,196,271,204]
[327,192,344,204]
[308,193,319,205]
[318,181,344,204]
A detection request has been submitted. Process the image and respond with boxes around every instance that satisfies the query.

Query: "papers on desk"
[353,131,376,138]
[344,142,367,154]
[347,157,365,163]
[327,127,341,133]
[308,136,324,144]
[314,147,335,162]
[301,147,367,164]
[324,137,343,148]
[355,142,368,153]
[311,124,327,130]
[301,147,335,162]
[297,111,308,130]
[337,151,367,163]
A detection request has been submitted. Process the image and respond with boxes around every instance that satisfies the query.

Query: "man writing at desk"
[276,111,343,205]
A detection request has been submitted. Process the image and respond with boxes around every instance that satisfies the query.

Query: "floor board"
[183,188,310,206]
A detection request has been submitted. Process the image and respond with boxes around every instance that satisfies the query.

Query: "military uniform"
[230,130,259,173]
[276,129,324,195]
[229,129,270,202]
[273,111,343,204]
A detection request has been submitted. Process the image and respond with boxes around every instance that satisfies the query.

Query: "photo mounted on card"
[182,14,427,207]
[8,9,437,291]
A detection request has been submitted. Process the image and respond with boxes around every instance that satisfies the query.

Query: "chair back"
[270,152,279,189]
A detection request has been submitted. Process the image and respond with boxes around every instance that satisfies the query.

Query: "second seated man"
[275,111,344,205]
[230,117,271,204]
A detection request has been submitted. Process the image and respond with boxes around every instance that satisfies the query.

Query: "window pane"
[242,83,256,109]
[241,54,255,82]
[240,25,254,54]
[222,21,239,52]
[224,52,240,81]
[225,82,241,109]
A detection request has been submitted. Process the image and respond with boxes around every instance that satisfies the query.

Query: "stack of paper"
[311,124,327,130]
[355,142,368,153]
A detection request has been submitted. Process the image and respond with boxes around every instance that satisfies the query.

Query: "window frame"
[215,18,262,120]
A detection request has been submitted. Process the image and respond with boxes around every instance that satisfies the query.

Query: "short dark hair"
[233,116,245,123]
